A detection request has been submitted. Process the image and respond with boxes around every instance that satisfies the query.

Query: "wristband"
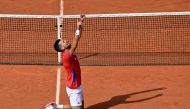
[75,29,80,36]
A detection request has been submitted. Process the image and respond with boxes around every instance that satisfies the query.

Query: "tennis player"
[53,15,85,109]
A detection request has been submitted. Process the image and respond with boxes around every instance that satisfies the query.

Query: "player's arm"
[70,15,85,54]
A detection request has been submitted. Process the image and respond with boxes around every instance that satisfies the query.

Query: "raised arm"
[70,15,85,54]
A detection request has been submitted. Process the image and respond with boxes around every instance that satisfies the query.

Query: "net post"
[57,0,64,65]
[57,17,62,64]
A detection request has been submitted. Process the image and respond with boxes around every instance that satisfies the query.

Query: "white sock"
[56,104,64,109]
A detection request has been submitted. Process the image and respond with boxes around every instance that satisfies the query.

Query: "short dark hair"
[54,39,63,52]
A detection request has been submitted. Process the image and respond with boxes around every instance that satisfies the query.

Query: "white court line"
[60,0,64,16]
[56,67,61,105]
[56,1,64,104]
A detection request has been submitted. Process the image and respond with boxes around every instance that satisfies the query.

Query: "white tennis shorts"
[66,85,84,106]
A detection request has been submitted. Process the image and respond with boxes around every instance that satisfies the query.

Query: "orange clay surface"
[0,65,190,109]
[0,0,190,109]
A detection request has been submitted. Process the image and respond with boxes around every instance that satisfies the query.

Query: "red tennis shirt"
[63,51,81,89]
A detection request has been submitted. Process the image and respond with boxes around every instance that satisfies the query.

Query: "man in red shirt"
[53,15,85,109]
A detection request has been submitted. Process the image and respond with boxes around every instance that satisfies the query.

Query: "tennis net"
[63,12,190,65]
[0,12,190,65]
[0,15,59,65]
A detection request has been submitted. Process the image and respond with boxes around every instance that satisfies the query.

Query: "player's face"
[61,40,71,50]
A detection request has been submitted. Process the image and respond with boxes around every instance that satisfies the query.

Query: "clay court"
[0,0,190,109]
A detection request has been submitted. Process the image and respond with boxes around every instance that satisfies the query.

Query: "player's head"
[54,39,71,52]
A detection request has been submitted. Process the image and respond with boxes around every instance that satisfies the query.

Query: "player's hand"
[77,15,85,29]
[80,14,85,22]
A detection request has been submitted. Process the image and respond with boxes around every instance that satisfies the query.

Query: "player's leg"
[66,85,84,109]
[71,100,84,109]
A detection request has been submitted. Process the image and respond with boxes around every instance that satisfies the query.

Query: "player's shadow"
[78,53,99,60]
[85,87,166,109]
